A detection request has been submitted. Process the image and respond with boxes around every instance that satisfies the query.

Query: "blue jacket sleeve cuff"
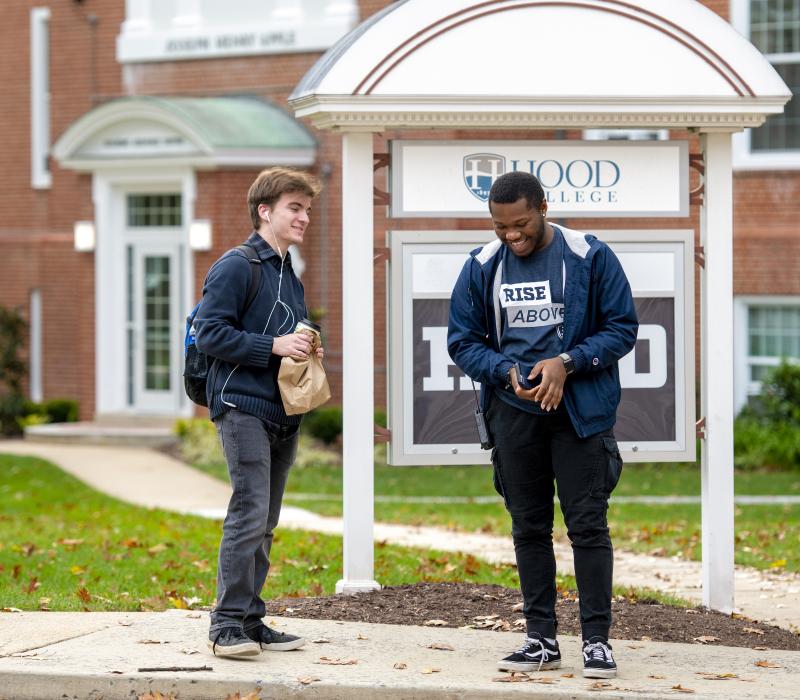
[248,335,274,366]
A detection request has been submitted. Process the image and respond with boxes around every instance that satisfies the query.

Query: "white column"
[336,132,380,594]
[699,131,735,612]
[172,0,203,29]
[123,0,152,33]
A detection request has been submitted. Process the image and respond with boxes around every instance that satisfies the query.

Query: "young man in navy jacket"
[448,171,637,678]
[195,168,323,658]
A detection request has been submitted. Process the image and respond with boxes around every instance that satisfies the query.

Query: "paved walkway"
[1,610,798,700]
[3,440,799,632]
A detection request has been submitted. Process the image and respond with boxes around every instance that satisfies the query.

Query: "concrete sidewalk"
[3,440,800,632]
[0,610,798,700]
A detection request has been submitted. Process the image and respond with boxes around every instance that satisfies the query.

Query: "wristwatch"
[559,352,575,375]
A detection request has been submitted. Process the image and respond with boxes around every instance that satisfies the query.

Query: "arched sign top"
[290,0,790,130]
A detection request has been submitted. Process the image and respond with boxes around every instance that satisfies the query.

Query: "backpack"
[183,243,262,407]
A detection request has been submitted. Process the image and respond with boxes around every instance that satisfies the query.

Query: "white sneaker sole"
[206,638,261,657]
[583,667,617,678]
[497,660,561,672]
[262,637,306,651]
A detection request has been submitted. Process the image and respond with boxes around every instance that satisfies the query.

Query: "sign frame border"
[387,229,696,465]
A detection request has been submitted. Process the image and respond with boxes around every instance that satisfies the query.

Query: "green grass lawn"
[189,438,800,573]
[0,454,538,612]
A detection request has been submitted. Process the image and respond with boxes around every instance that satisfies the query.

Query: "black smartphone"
[513,362,541,390]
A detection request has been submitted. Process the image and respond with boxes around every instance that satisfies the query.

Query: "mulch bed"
[265,582,800,651]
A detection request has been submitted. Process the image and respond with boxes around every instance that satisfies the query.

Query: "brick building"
[3,0,798,422]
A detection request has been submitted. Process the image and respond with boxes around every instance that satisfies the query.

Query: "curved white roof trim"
[290,0,790,130]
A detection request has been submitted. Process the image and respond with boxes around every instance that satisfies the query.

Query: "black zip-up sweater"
[194,231,306,425]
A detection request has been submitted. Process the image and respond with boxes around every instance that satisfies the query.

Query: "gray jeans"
[209,409,298,633]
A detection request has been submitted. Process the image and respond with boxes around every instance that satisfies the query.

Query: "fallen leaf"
[138,693,176,700]
[692,635,719,644]
[768,559,787,568]
[649,674,666,679]
[671,685,695,693]
[493,672,532,683]
[77,587,91,603]
[755,660,781,668]
[426,642,454,651]
[512,602,524,611]
[393,662,407,670]
[38,597,51,611]
[561,673,574,678]
[185,613,202,619]
[423,619,448,627]
[25,577,39,594]
[421,667,441,674]
[742,627,764,635]
[697,672,738,680]
[70,565,85,575]
[297,677,319,685]
[224,692,261,700]
[1,607,23,613]
[117,620,133,627]
[59,539,84,548]
[312,637,331,644]
[179,648,199,655]
[315,657,357,665]
[168,597,188,610]
[589,680,614,690]
[753,646,769,651]
[356,633,369,640]
[685,609,700,614]
[138,639,169,645]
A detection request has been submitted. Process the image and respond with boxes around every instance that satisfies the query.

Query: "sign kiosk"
[290,0,790,612]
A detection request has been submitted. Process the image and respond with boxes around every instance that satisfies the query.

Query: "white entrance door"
[124,193,185,415]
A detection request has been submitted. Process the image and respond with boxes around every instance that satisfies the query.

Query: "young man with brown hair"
[195,167,323,658]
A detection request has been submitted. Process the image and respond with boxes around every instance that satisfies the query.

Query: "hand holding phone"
[513,362,541,391]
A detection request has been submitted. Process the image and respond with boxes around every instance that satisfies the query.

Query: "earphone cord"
[220,219,294,408]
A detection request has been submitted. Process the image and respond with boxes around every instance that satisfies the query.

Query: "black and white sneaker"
[207,627,261,658]
[497,633,561,672]
[245,624,306,651]
[582,636,617,678]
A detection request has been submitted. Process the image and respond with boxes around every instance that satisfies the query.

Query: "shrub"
[43,398,79,423]
[0,306,27,435]
[735,361,800,470]
[302,406,343,444]
[301,405,388,444]
[174,418,223,466]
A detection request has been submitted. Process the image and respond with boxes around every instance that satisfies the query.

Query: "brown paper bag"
[278,331,331,415]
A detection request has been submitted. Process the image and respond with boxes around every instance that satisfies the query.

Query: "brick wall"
[0,0,797,422]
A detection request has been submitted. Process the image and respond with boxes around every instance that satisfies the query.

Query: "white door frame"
[92,167,196,418]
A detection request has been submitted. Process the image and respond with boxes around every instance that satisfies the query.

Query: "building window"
[30,7,51,189]
[732,1,800,167]
[127,194,182,227]
[735,297,800,409]
[583,129,669,141]
[749,0,800,151]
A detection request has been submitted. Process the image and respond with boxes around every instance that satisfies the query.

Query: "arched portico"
[290,0,790,612]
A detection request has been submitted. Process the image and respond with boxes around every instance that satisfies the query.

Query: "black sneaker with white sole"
[497,633,561,672]
[207,627,261,658]
[582,636,617,678]
[245,624,306,651]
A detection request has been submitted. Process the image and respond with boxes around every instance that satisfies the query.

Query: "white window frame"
[29,289,43,402]
[30,7,51,189]
[734,295,800,412]
[732,0,800,170]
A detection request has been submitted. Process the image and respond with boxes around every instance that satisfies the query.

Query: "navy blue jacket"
[194,231,306,425]
[447,225,638,438]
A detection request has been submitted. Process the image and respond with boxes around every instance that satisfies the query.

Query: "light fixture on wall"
[189,219,212,251]
[73,221,96,252]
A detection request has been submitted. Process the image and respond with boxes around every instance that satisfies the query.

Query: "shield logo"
[463,153,506,202]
